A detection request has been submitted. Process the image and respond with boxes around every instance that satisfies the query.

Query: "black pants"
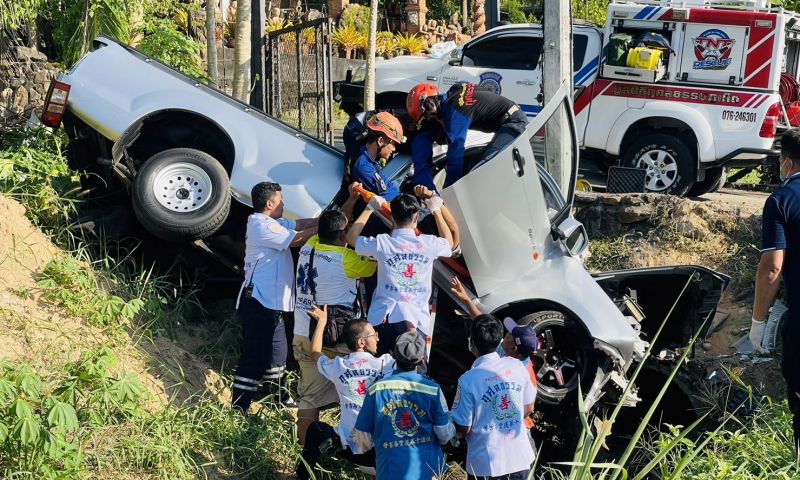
[782,324,800,449]
[468,470,529,480]
[479,109,529,166]
[231,295,289,413]
[297,421,375,480]
[375,321,411,356]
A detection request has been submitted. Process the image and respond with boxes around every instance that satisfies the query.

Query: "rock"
[600,194,622,206]
[702,342,713,351]
[12,46,47,62]
[575,191,598,203]
[9,78,21,89]
[29,90,41,103]
[617,206,651,224]
[34,71,51,83]
[0,88,12,118]
[10,87,29,114]
[622,195,644,206]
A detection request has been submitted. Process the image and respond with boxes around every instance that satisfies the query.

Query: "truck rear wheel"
[132,148,231,242]
[623,134,695,196]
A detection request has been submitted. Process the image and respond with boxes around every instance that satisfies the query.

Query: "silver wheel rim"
[636,149,678,191]
[152,162,213,212]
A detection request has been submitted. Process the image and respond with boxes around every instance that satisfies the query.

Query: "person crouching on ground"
[296,305,396,479]
[351,330,455,480]
[293,206,378,445]
[452,314,536,480]
[346,191,457,355]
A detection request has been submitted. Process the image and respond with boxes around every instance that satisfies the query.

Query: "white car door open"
[441,82,577,297]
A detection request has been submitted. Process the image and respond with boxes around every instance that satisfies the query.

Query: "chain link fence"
[266,18,333,144]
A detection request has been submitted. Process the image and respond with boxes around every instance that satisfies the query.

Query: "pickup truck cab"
[45,36,728,425]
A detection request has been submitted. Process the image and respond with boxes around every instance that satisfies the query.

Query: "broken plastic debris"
[732,334,754,354]
[763,299,787,352]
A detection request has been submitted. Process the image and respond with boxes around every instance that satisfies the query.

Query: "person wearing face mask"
[296,307,396,479]
[749,128,800,452]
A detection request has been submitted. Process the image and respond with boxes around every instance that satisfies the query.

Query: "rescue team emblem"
[491,392,519,421]
[479,72,503,95]
[391,408,421,437]
[693,29,735,70]
[394,261,423,288]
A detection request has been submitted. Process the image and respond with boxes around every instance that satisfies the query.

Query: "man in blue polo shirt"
[749,127,800,450]
[351,331,455,479]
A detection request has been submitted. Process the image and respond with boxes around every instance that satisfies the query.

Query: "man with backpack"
[293,207,378,446]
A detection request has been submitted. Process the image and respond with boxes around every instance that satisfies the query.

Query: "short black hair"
[252,182,281,212]
[783,128,800,166]
[319,208,348,244]
[470,314,504,355]
[343,318,371,351]
[390,193,420,227]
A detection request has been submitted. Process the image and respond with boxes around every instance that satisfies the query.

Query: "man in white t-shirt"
[293,207,377,446]
[345,188,457,354]
[452,314,536,480]
[296,305,395,480]
[231,182,318,414]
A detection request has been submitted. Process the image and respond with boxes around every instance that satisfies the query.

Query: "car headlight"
[351,65,366,84]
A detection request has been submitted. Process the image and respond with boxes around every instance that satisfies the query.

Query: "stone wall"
[0,46,60,125]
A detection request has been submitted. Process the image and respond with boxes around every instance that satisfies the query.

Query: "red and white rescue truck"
[337,0,800,195]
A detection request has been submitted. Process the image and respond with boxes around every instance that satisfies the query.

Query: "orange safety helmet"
[406,83,439,123]
[365,111,407,144]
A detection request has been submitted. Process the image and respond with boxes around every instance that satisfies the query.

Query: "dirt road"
[700,187,770,214]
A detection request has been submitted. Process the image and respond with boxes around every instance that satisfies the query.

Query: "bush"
[139,19,210,83]
[395,32,427,55]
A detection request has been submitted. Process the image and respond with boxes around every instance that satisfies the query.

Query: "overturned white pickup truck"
[45,37,728,428]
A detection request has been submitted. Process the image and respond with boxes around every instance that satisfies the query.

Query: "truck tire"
[131,148,231,242]
[687,167,726,197]
[623,134,695,196]
[517,310,596,407]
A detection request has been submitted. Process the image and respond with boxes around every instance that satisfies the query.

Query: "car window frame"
[461,32,544,71]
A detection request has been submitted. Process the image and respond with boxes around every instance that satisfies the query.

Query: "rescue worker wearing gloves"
[406,82,528,190]
[349,111,407,202]
[749,127,800,450]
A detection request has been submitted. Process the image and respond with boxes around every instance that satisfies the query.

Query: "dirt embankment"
[575,188,785,400]
[0,195,225,407]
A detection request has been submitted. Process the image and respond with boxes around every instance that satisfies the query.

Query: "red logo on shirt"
[355,379,368,396]
[399,411,414,430]
[401,263,416,279]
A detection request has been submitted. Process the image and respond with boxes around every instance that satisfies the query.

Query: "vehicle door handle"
[516,80,536,86]
[512,148,525,177]
[427,75,438,81]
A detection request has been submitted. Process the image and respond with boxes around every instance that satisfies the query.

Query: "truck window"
[462,35,543,70]
[573,34,589,71]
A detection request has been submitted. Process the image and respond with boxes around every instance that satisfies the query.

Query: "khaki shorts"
[292,336,350,411]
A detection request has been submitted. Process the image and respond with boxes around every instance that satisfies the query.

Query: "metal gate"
[265,18,334,144]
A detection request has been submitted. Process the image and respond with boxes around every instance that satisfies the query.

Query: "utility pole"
[542,0,572,191]
[206,0,219,86]
[363,0,379,111]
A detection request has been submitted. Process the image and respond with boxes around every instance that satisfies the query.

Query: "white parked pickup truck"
[44,37,728,425]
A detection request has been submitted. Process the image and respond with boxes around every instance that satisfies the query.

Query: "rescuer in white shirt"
[345,189,457,354]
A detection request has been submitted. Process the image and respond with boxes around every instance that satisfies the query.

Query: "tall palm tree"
[232,0,251,101]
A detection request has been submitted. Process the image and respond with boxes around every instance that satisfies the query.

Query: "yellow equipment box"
[626,47,663,71]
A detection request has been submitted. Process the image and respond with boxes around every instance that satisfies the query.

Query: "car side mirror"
[551,217,588,257]
[448,58,462,66]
